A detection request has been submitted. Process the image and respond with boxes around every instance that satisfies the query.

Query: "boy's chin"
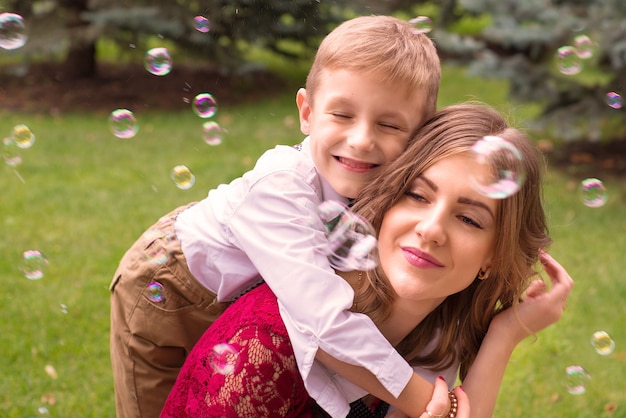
[331,182,363,200]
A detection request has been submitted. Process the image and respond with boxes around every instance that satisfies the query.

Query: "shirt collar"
[300,137,350,206]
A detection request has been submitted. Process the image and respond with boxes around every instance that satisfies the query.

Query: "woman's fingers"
[452,386,469,418]
[540,251,574,289]
[524,279,546,300]
[415,382,469,418]
[539,250,574,303]
[417,377,451,418]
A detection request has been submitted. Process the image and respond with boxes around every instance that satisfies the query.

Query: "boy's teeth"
[339,157,374,169]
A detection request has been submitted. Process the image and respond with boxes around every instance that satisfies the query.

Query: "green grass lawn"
[1,66,625,417]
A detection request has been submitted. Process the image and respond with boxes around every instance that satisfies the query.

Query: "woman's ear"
[477,267,491,280]
[296,88,311,135]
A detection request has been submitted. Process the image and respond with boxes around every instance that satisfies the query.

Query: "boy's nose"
[346,124,375,152]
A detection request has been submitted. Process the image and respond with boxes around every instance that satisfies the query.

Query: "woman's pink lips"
[402,248,444,268]
[335,156,377,173]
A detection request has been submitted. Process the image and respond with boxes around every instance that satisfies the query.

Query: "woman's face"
[377,153,498,308]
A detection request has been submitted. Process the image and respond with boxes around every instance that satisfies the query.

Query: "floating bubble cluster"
[194,16,210,33]
[144,47,173,76]
[605,92,623,109]
[21,250,48,280]
[12,124,35,149]
[409,16,432,34]
[209,343,240,375]
[469,135,526,199]
[556,45,582,75]
[109,109,138,139]
[0,12,27,50]
[202,121,224,146]
[171,165,196,190]
[590,331,615,356]
[193,93,218,118]
[318,201,378,271]
[564,365,590,395]
[579,178,607,208]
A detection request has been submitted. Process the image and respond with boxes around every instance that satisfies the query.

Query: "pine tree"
[433,0,626,142]
[3,0,347,79]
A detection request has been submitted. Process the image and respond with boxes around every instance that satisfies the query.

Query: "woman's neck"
[378,302,431,345]
[337,270,442,346]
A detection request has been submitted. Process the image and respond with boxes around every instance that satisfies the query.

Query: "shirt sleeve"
[224,169,414,400]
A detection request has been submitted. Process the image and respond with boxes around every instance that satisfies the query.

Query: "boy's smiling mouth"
[335,156,378,172]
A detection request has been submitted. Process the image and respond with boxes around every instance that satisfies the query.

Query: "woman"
[161,103,573,418]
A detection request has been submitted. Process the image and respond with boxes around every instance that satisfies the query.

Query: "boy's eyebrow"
[417,174,495,219]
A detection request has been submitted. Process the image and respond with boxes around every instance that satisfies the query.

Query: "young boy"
[110,15,441,417]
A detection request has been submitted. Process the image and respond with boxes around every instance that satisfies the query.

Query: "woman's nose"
[414,210,447,246]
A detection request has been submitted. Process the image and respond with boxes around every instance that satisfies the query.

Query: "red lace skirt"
[160,283,316,417]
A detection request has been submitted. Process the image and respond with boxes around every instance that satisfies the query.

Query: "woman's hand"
[415,377,468,418]
[491,250,575,345]
[385,376,468,418]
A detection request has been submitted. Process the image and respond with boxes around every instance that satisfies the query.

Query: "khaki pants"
[110,204,229,418]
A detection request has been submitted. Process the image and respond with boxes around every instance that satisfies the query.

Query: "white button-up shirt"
[175,137,450,416]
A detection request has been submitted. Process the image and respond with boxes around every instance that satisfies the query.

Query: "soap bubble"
[170,165,195,190]
[409,16,432,34]
[579,178,607,208]
[194,16,210,32]
[470,136,526,199]
[574,35,594,59]
[318,201,378,271]
[109,109,138,139]
[143,229,173,264]
[202,121,224,146]
[0,12,27,50]
[193,93,218,118]
[590,331,615,356]
[12,124,35,149]
[556,46,582,75]
[606,92,623,109]
[21,250,48,280]
[3,136,22,167]
[144,47,173,76]
[209,343,240,375]
[147,281,165,303]
[564,365,590,395]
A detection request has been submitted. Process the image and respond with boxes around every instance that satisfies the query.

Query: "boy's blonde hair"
[306,15,441,117]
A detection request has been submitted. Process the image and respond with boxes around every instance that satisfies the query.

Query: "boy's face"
[297,69,427,199]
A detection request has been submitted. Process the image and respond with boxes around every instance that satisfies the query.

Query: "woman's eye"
[405,191,426,202]
[459,215,483,229]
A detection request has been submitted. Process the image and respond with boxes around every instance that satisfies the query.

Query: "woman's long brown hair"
[351,103,551,380]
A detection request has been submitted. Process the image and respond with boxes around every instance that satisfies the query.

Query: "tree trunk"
[63,41,97,79]
[59,0,97,79]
